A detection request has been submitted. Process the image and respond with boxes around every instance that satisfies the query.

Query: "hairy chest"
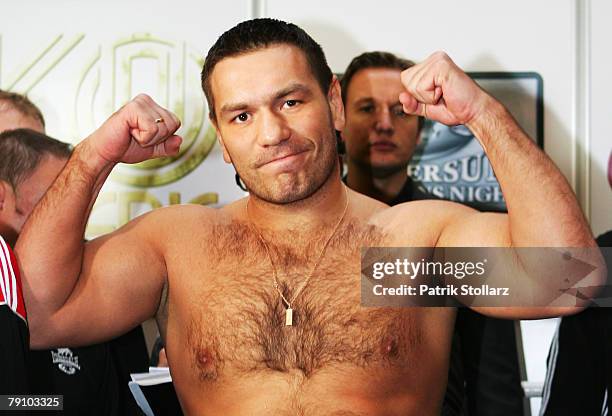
[169,222,426,381]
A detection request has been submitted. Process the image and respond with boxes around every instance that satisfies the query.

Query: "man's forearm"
[466,97,593,247]
[16,139,115,315]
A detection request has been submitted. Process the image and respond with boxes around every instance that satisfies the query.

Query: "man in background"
[0,231,28,395]
[0,90,149,414]
[0,91,45,133]
[0,92,52,397]
[540,151,612,415]
[340,51,524,416]
[341,51,429,204]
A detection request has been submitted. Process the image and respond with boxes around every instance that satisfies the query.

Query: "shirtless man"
[17,19,601,415]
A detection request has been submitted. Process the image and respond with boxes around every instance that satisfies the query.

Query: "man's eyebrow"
[353,97,402,107]
[219,83,313,116]
[352,97,375,106]
[273,83,312,100]
[219,102,249,116]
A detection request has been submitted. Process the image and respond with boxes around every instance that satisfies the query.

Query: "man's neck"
[246,170,348,234]
[345,161,408,205]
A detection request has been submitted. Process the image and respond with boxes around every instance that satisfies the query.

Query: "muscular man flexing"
[17,19,602,415]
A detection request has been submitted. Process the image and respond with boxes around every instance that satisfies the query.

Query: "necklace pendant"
[285,308,293,326]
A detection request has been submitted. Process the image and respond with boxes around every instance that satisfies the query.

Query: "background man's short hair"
[0,128,71,190]
[201,18,333,121]
[0,90,45,128]
[340,51,415,104]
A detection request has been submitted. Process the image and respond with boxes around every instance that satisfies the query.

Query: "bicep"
[32,214,167,348]
[436,205,511,248]
[435,207,590,319]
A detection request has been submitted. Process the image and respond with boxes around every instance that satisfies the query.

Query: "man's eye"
[393,106,408,117]
[359,105,374,114]
[284,100,299,108]
[234,113,249,123]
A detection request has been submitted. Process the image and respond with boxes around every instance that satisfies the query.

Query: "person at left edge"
[0,91,149,415]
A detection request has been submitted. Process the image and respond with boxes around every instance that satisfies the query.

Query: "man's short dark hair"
[340,51,415,104]
[0,90,45,129]
[201,18,333,121]
[0,128,71,190]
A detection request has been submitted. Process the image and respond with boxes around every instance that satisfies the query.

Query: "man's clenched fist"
[86,94,182,165]
[399,51,492,127]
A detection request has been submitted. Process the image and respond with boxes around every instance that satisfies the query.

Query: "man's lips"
[369,141,397,152]
[258,149,308,168]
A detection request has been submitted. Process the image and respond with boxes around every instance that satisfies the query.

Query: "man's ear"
[328,75,345,132]
[0,181,8,211]
[210,114,232,164]
[0,180,16,217]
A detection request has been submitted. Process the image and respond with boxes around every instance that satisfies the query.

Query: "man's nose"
[374,108,394,134]
[258,110,291,146]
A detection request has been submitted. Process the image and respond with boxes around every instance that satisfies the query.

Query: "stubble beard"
[238,127,339,205]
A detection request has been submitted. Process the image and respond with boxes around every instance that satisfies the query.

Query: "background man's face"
[0,107,56,242]
[210,44,344,204]
[0,103,44,134]
[342,68,420,178]
[0,156,67,240]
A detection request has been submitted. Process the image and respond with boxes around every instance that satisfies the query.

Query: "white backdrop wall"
[1,0,609,414]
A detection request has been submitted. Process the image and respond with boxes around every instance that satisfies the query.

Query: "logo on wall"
[409,122,503,210]
[74,33,216,187]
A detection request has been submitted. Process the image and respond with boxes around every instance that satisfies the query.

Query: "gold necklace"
[246,186,349,326]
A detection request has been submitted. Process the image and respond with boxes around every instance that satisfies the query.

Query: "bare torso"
[156,194,457,415]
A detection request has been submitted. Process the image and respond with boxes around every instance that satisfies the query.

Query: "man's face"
[0,101,48,243]
[0,156,67,239]
[342,67,420,178]
[210,44,345,204]
[0,103,44,133]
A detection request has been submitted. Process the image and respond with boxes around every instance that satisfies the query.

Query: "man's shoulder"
[385,199,474,218]
[136,202,223,230]
[133,200,248,247]
[96,203,225,254]
[369,200,477,245]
